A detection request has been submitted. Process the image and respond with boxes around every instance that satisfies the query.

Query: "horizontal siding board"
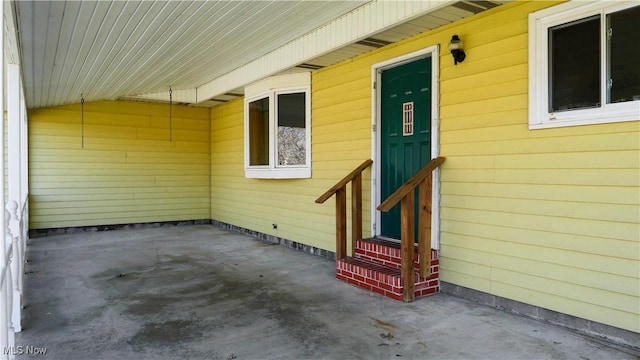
[30,155,207,165]
[31,212,209,229]
[312,98,371,119]
[45,101,210,120]
[440,78,527,107]
[492,257,639,301]
[441,93,527,119]
[312,131,370,145]
[444,218,640,269]
[442,133,640,156]
[441,207,638,242]
[441,124,640,145]
[441,182,639,206]
[31,198,210,213]
[32,161,211,170]
[35,174,209,188]
[443,151,640,170]
[313,139,370,154]
[29,148,128,157]
[31,167,209,176]
[439,268,492,293]
[489,281,639,333]
[313,76,369,100]
[212,189,369,216]
[441,239,638,293]
[440,110,527,131]
[29,186,209,197]
[442,194,639,223]
[442,168,639,187]
[439,256,492,279]
[209,201,336,247]
[29,207,210,221]
[441,244,639,331]
[489,266,638,317]
[441,63,527,95]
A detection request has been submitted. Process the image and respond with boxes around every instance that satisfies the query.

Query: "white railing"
[0,196,27,359]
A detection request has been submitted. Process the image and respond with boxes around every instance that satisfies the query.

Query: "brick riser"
[354,238,438,272]
[336,238,439,301]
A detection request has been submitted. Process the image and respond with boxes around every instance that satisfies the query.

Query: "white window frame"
[244,72,311,179]
[528,1,640,129]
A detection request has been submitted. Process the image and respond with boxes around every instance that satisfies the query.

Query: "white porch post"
[8,64,21,211]
[18,95,27,250]
[0,0,8,356]
[5,202,19,336]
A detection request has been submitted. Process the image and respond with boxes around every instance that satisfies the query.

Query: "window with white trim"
[529,1,640,129]
[244,73,311,178]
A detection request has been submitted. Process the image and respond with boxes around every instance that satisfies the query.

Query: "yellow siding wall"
[29,101,210,229]
[436,2,639,334]
[210,1,639,333]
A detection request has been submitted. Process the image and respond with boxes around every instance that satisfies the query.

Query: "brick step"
[336,257,439,301]
[355,238,439,272]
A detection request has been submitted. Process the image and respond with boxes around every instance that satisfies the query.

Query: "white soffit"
[303,1,506,70]
[195,0,462,104]
[3,2,18,65]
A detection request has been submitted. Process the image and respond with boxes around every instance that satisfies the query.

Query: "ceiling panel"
[15,0,508,109]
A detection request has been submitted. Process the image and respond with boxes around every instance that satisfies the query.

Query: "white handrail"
[6,202,21,334]
[1,216,15,359]
[0,243,9,358]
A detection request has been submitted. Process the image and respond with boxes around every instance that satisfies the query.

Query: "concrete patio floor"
[16,224,638,360]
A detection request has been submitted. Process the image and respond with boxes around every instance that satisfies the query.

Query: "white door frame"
[370,45,441,249]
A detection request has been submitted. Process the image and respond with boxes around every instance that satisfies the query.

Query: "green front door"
[380,57,432,240]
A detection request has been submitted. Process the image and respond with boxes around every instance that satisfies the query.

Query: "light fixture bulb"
[448,34,466,65]
[448,34,463,51]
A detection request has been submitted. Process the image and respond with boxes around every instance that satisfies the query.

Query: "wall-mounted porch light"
[448,34,466,65]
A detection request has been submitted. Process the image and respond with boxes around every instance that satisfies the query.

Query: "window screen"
[548,16,600,112]
[608,6,640,104]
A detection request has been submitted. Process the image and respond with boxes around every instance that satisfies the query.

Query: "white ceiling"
[13,0,507,109]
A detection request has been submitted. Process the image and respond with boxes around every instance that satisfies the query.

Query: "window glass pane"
[549,16,600,112]
[277,93,306,166]
[248,97,269,166]
[608,6,640,103]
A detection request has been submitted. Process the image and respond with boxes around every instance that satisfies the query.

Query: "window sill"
[245,167,311,179]
[529,101,640,129]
